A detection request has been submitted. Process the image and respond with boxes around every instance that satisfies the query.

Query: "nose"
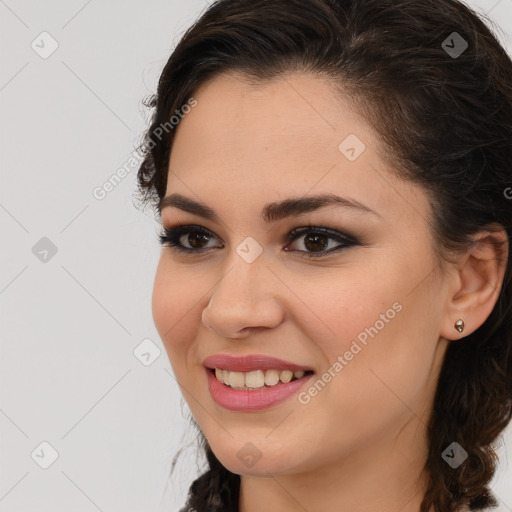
[201,257,284,339]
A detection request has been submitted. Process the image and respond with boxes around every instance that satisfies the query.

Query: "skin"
[151,71,508,512]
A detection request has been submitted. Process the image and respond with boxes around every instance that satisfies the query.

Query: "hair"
[134,0,512,511]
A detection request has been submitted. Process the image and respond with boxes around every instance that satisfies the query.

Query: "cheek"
[291,265,399,360]
[293,260,434,409]
[151,261,202,360]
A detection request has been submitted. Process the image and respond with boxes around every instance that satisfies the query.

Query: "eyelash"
[158,223,360,258]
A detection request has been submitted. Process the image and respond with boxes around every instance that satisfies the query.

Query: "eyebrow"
[159,193,381,222]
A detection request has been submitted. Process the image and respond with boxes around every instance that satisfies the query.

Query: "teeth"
[280,370,293,383]
[214,368,308,389]
[245,370,265,388]
[228,371,245,388]
[264,369,280,386]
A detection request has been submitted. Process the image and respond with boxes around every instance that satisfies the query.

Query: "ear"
[439,224,509,340]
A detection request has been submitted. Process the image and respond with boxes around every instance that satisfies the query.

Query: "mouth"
[205,366,316,411]
[208,367,315,391]
[202,353,316,410]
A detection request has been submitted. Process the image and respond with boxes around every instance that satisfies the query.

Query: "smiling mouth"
[208,367,315,390]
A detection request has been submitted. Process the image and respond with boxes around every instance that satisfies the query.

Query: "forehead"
[171,71,367,161]
[165,71,431,228]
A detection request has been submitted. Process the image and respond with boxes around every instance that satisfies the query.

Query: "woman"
[135,0,512,511]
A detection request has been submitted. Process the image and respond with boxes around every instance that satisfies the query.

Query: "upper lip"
[203,354,314,373]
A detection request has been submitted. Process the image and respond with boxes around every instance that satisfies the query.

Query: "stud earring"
[454,319,465,333]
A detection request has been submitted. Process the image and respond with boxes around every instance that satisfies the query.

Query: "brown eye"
[284,226,359,257]
[302,233,330,252]
[186,231,213,249]
[159,225,222,252]
[159,223,359,257]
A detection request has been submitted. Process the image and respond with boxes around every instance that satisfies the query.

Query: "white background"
[1,1,511,511]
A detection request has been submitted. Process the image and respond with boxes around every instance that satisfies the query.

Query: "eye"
[284,225,359,257]
[158,224,221,253]
[158,223,359,257]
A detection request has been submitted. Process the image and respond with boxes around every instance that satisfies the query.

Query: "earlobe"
[440,225,509,341]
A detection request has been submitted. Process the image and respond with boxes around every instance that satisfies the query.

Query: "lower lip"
[206,368,315,411]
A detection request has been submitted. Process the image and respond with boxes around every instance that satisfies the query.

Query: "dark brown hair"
[135,1,512,511]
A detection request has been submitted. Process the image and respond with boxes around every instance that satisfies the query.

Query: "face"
[152,71,451,478]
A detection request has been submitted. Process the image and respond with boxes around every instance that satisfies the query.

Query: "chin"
[211,441,308,477]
